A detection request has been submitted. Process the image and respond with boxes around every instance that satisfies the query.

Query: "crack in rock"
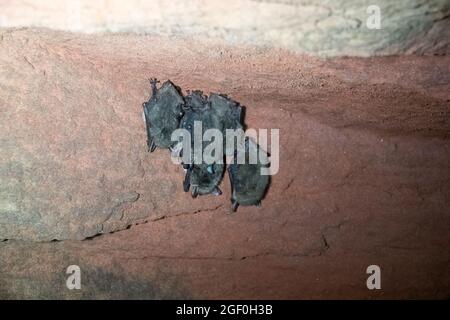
[152,204,224,222]
[124,249,329,262]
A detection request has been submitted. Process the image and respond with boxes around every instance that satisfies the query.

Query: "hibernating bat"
[179,90,225,197]
[142,78,184,152]
[228,137,270,212]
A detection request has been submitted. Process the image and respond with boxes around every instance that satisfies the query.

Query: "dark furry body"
[228,138,270,211]
[142,79,270,210]
[143,79,184,151]
[180,91,225,196]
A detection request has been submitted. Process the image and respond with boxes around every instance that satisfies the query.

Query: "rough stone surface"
[0,0,449,56]
[0,28,449,298]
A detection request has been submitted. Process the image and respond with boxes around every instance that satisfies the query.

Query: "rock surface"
[0,0,449,56]
[0,28,449,298]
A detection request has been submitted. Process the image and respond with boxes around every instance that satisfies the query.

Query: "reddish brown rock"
[0,28,449,298]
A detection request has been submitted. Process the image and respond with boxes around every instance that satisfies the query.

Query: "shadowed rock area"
[0,28,449,298]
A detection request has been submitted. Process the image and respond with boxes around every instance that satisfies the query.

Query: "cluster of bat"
[142,79,269,212]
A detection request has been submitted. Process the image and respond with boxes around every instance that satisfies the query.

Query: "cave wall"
[0,1,449,299]
[0,29,449,298]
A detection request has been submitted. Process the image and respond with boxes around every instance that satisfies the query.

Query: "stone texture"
[0,28,449,298]
[0,0,449,56]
